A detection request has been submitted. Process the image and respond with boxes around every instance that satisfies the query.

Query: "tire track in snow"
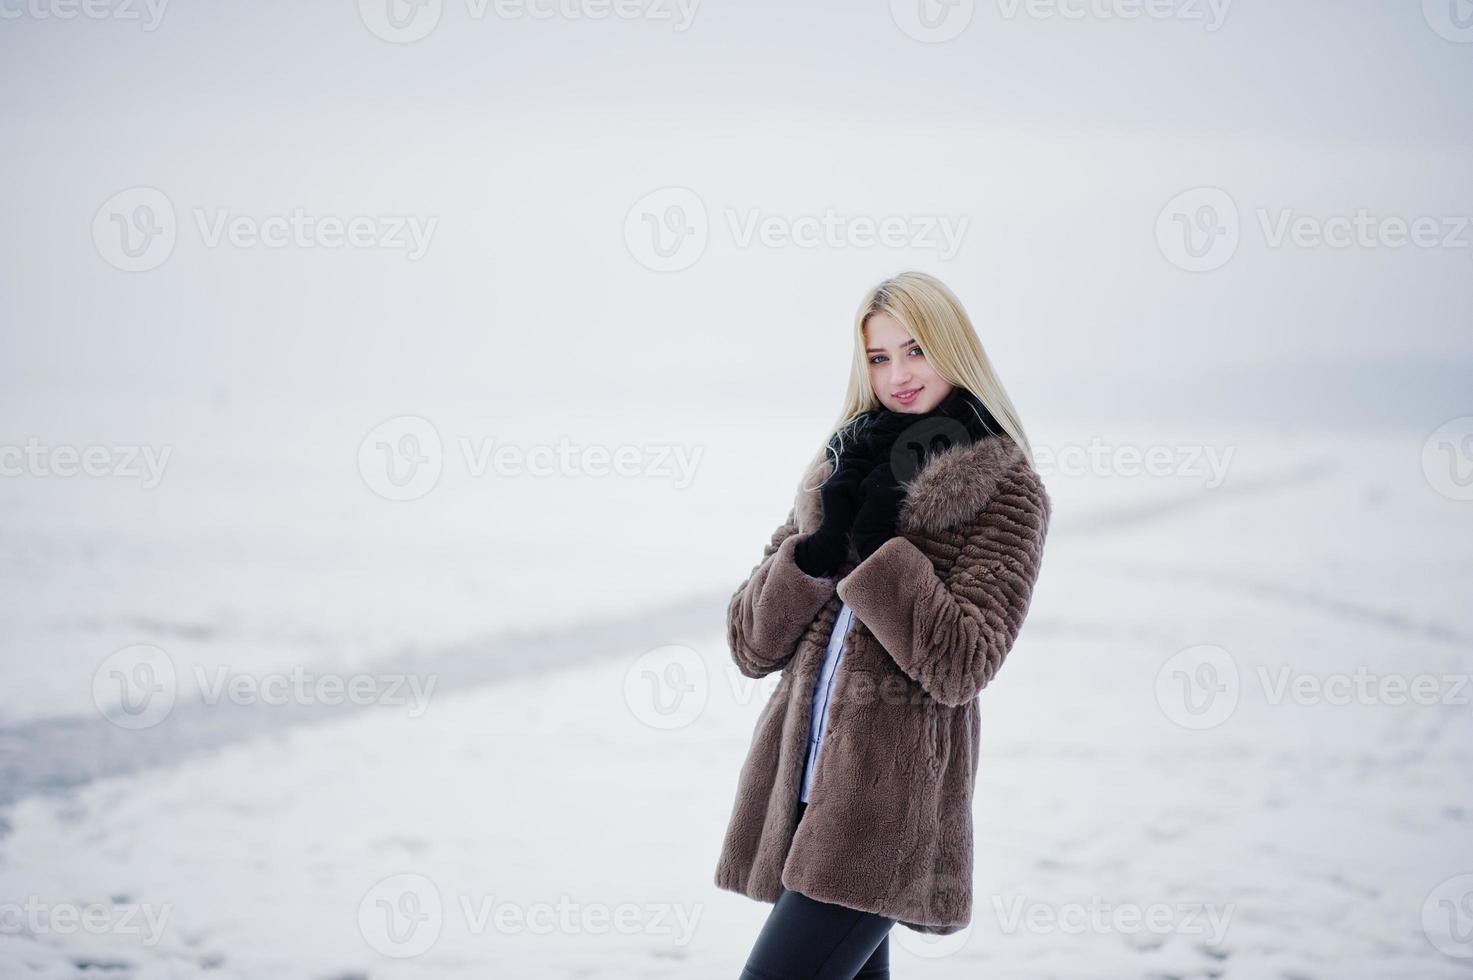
[0,591,730,828]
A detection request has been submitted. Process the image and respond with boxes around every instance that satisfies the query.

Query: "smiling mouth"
[893,387,923,401]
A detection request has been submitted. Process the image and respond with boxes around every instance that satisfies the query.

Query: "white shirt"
[799,600,855,802]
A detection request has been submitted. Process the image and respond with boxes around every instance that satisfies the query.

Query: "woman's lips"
[893,387,922,405]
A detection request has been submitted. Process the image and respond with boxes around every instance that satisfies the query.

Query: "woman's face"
[864,313,953,413]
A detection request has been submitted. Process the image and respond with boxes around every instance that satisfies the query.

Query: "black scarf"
[901,386,1000,444]
[839,385,1001,470]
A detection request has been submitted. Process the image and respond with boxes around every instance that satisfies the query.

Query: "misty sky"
[2,0,1469,425]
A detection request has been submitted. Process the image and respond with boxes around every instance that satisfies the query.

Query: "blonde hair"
[814,270,1036,480]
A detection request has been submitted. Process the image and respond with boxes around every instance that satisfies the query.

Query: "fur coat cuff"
[726,528,838,679]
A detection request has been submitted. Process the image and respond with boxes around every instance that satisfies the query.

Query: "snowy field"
[2,416,1471,978]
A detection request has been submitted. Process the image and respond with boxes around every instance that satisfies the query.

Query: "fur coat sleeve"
[834,456,1050,707]
[725,509,838,679]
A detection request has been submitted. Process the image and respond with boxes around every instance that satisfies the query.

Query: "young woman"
[714,271,1052,979]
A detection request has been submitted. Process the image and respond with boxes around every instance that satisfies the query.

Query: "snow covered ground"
[2,418,1471,978]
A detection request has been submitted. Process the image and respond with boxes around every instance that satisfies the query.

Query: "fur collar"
[793,433,1035,536]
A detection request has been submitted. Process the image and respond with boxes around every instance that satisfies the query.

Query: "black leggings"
[739,801,896,980]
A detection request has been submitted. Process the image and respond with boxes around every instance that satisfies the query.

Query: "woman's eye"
[908,346,924,357]
[869,355,888,365]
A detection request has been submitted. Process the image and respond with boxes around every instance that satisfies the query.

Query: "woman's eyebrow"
[865,338,917,353]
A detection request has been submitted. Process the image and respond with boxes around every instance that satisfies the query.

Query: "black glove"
[793,449,870,577]
[850,462,906,562]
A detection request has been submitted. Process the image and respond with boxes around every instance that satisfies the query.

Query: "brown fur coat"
[713,431,1051,934]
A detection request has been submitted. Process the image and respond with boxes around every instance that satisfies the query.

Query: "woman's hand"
[792,404,932,577]
[850,462,906,562]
